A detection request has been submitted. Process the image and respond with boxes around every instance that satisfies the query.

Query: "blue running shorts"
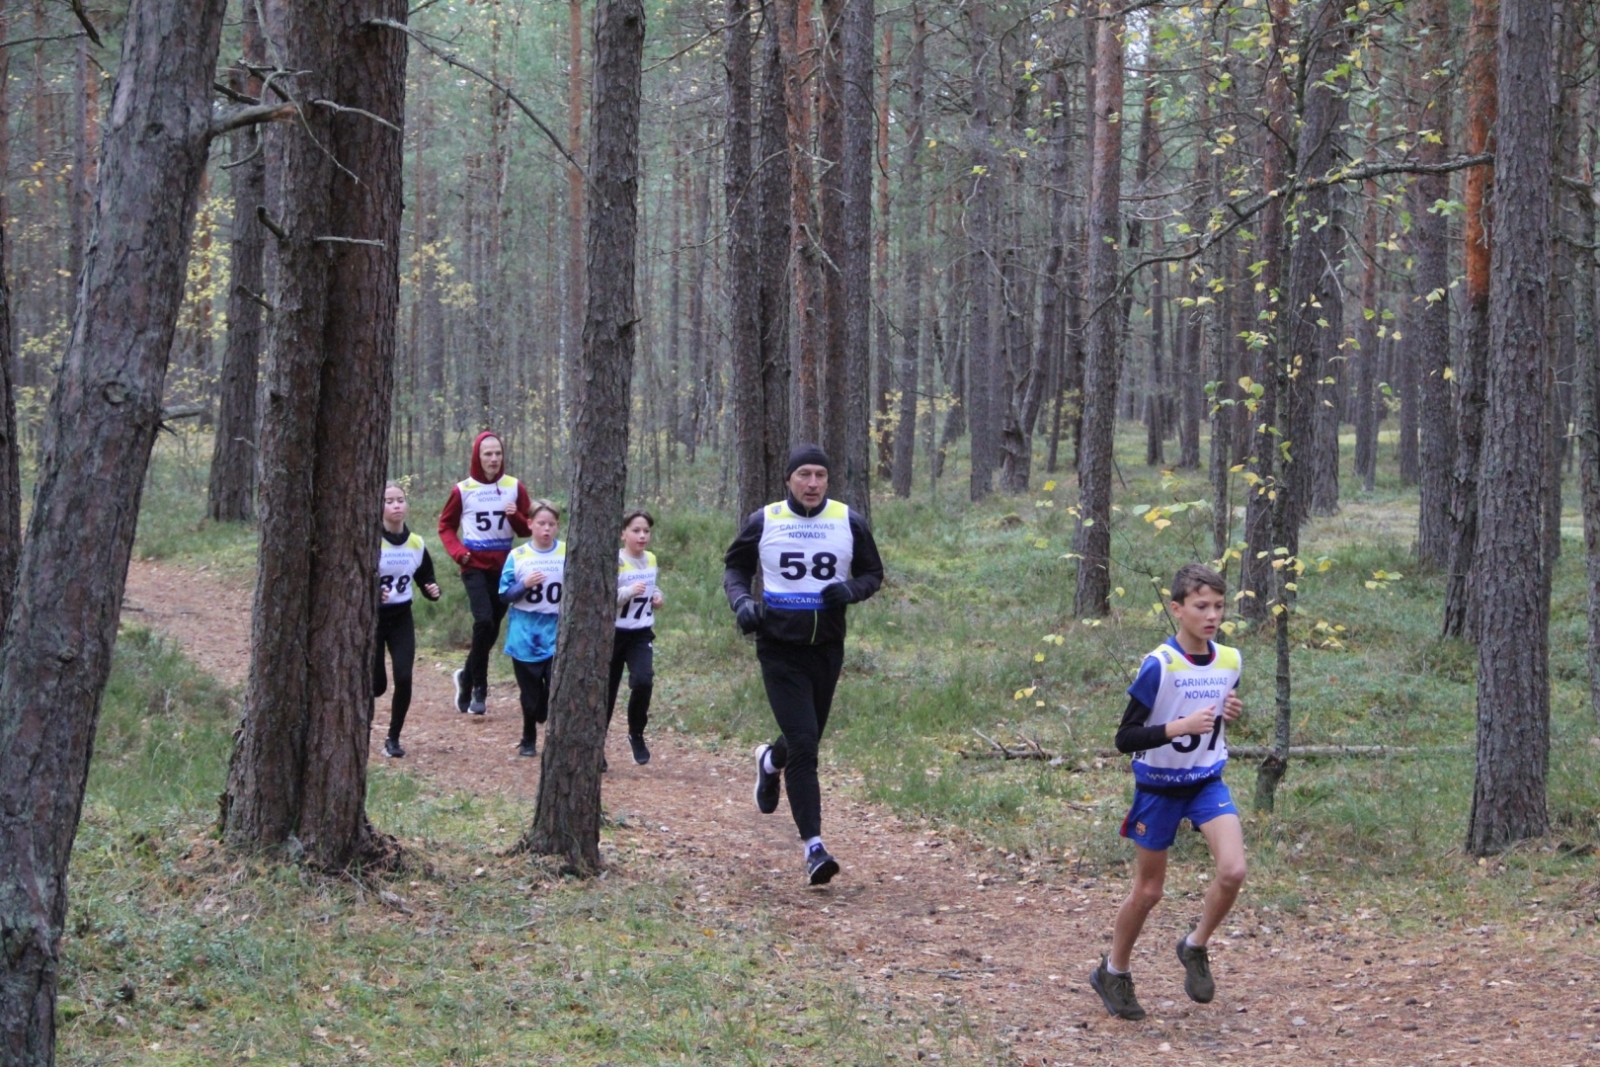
[1120,777,1238,851]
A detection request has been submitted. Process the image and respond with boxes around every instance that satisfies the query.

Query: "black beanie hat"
[785,443,831,480]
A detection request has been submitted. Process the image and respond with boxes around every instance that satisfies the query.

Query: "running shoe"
[383,737,405,759]
[753,743,780,814]
[453,668,469,713]
[1089,957,1147,1021]
[1176,932,1215,1003]
[805,843,839,886]
[517,740,537,758]
[629,734,651,765]
[469,687,487,716]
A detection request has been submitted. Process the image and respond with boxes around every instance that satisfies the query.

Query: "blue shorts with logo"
[1120,777,1237,851]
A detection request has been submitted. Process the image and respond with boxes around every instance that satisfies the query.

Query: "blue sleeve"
[1126,656,1162,708]
[498,555,522,604]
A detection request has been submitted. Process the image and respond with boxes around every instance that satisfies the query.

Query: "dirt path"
[124,558,1600,1066]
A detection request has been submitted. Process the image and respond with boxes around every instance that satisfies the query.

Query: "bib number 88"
[380,575,411,594]
[778,551,838,581]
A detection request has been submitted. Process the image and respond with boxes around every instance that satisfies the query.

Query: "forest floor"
[122,557,1600,1067]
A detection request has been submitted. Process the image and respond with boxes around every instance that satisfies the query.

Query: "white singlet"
[616,550,658,630]
[757,498,854,610]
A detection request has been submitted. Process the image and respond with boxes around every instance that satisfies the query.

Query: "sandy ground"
[123,558,1600,1066]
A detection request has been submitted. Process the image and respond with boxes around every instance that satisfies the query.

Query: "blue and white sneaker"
[805,843,839,886]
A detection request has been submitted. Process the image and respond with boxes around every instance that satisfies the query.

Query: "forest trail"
[123,557,1600,1066]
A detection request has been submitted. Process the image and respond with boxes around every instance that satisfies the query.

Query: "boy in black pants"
[723,444,883,885]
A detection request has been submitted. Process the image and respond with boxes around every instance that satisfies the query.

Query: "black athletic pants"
[756,639,845,842]
[374,604,416,741]
[460,567,508,693]
[513,657,551,746]
[606,627,655,736]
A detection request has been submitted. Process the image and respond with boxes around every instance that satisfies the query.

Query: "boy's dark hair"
[529,499,561,521]
[1171,563,1226,604]
[621,508,654,530]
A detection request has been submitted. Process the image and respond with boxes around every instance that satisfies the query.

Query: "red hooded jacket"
[437,430,534,574]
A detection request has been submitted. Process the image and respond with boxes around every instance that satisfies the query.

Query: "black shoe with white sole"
[383,737,405,759]
[753,743,780,814]
[805,844,839,886]
[469,686,487,716]
[453,669,470,713]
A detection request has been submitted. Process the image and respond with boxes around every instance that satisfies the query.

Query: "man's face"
[787,464,828,508]
[478,436,503,479]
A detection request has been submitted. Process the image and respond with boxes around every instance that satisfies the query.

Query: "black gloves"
[821,582,852,609]
[734,596,763,634]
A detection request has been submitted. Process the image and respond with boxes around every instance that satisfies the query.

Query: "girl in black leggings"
[607,509,665,767]
[376,482,441,757]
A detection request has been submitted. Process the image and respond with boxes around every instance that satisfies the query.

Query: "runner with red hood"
[438,431,533,716]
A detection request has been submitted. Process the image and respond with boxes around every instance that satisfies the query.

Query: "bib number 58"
[778,551,838,581]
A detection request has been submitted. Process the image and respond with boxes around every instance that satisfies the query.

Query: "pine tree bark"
[873,24,893,483]
[890,7,926,499]
[221,0,408,870]
[565,0,586,429]
[1072,2,1124,618]
[817,0,847,466]
[755,12,791,498]
[1241,0,1293,621]
[0,0,227,1055]
[839,0,873,517]
[779,0,822,444]
[965,3,998,501]
[1413,0,1455,567]
[1466,0,1551,856]
[208,6,268,523]
[522,0,644,873]
[726,0,764,519]
[1353,47,1384,494]
[1442,0,1497,638]
[0,216,13,641]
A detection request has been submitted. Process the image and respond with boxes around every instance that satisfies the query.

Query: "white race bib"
[509,540,565,614]
[1131,642,1242,787]
[616,550,658,629]
[378,533,426,606]
[457,476,520,552]
[758,499,853,610]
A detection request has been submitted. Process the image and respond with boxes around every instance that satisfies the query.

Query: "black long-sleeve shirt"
[722,494,884,645]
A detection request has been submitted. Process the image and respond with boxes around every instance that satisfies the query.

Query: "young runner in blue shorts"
[1090,563,1246,1020]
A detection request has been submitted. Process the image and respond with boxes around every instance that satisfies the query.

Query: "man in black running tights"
[723,444,883,885]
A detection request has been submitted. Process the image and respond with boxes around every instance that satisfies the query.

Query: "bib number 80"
[524,581,563,605]
[778,551,838,581]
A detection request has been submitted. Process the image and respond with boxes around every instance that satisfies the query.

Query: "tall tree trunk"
[726,0,764,519]
[0,3,14,641]
[778,0,822,443]
[221,0,408,870]
[1414,0,1455,566]
[1353,40,1384,494]
[209,6,268,523]
[522,0,644,872]
[817,0,847,466]
[1072,2,1124,618]
[1308,185,1346,517]
[873,23,893,483]
[1569,10,1600,729]
[1241,0,1293,621]
[965,3,997,501]
[1442,0,1497,638]
[890,6,926,499]
[0,0,227,1056]
[1280,0,1350,542]
[755,11,792,499]
[565,0,586,429]
[839,0,873,516]
[1466,0,1551,856]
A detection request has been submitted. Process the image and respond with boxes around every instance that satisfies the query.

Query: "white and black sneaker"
[753,743,780,814]
[805,843,839,886]
[469,687,487,716]
[383,737,405,759]
[453,668,470,713]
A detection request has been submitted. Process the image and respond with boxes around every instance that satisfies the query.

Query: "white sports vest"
[758,499,853,610]
[616,550,658,630]
[456,475,521,552]
[1131,641,1242,789]
[508,540,565,614]
[378,532,426,606]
